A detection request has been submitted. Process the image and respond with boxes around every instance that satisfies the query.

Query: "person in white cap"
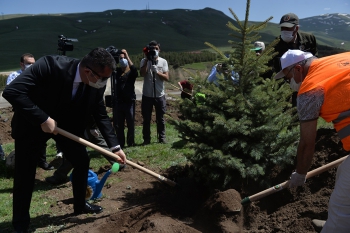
[271,13,318,107]
[251,41,265,56]
[274,49,350,233]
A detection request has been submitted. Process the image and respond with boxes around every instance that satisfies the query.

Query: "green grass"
[0,123,192,231]
[183,62,209,70]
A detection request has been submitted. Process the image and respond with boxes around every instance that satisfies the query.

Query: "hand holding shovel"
[241,155,348,205]
[56,127,178,187]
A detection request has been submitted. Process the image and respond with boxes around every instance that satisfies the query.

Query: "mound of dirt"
[0,101,347,233]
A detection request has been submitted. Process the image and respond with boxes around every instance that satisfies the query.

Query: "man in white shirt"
[140,40,169,144]
[7,53,35,85]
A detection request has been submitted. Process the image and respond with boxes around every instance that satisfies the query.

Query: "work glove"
[151,65,157,73]
[289,172,306,188]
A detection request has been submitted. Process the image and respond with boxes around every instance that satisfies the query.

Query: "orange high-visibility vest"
[298,52,350,150]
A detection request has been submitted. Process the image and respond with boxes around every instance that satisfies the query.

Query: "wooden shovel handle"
[241,155,348,205]
[56,127,178,187]
[167,82,192,96]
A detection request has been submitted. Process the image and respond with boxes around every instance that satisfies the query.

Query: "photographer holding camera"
[112,49,138,148]
[140,40,169,144]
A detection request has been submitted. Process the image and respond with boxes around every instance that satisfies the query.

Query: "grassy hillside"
[0,8,233,71]
[0,8,349,71]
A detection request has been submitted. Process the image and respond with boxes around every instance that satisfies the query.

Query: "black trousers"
[141,95,166,143]
[12,133,89,231]
[113,100,135,148]
[52,127,113,180]
[291,91,298,107]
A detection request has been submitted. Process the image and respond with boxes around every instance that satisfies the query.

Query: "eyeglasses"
[283,66,295,83]
[86,65,110,81]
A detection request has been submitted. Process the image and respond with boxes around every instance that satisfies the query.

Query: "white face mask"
[154,50,159,59]
[87,76,108,89]
[289,78,301,91]
[289,70,301,91]
[119,58,128,67]
[281,30,295,43]
[24,64,32,70]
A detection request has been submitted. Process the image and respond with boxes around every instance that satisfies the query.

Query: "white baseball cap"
[273,49,313,79]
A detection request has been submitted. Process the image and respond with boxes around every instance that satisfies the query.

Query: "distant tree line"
[128,44,348,71]
[129,51,217,69]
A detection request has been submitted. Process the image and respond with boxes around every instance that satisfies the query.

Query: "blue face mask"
[119,58,128,67]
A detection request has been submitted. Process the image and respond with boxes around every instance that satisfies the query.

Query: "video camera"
[106,46,124,63]
[143,45,157,60]
[57,35,78,55]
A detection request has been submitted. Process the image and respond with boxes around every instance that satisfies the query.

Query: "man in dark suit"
[3,47,127,233]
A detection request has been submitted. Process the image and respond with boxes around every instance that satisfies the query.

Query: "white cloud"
[324,8,331,11]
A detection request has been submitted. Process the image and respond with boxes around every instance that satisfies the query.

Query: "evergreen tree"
[169,0,299,188]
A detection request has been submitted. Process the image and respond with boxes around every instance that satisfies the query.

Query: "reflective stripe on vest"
[338,125,350,140]
[333,110,350,124]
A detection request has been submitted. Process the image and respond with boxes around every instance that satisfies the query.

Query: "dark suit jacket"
[3,55,118,147]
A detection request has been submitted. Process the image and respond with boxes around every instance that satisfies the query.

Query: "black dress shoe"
[74,202,103,215]
[38,161,54,170]
[45,176,67,185]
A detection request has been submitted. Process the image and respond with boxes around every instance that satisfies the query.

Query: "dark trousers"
[113,100,135,148]
[12,134,89,231]
[291,91,298,107]
[52,128,113,180]
[38,138,61,163]
[141,95,166,143]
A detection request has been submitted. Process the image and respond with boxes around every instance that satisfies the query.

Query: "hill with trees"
[0,8,349,71]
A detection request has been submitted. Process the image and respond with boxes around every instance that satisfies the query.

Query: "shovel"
[56,127,178,187]
[241,155,348,205]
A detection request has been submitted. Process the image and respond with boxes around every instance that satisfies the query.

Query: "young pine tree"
[170,0,299,188]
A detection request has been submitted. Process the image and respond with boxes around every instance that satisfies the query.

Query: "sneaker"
[56,152,63,158]
[312,219,326,232]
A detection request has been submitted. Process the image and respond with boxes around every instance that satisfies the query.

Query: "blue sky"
[1,0,349,23]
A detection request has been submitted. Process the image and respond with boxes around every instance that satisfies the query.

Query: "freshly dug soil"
[0,101,346,233]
